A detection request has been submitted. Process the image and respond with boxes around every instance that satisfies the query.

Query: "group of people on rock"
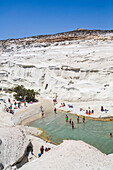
[6,98,24,114]
[86,109,94,115]
[38,145,51,158]
[65,115,85,129]
[59,102,65,107]
[6,98,28,114]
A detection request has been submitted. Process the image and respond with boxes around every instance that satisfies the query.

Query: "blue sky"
[0,0,113,40]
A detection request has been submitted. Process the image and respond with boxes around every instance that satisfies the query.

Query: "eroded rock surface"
[0,29,113,102]
[0,127,30,169]
[20,140,113,170]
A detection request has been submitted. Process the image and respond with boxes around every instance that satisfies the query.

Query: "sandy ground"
[14,97,54,125]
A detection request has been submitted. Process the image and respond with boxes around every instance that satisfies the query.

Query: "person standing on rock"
[40,145,44,154]
[24,100,26,107]
[18,102,21,109]
[53,99,56,105]
[14,101,16,107]
[8,98,10,103]
[40,106,43,111]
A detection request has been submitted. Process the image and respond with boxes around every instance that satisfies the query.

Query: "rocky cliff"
[0,29,113,102]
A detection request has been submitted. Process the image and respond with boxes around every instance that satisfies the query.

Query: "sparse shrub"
[13,85,35,102]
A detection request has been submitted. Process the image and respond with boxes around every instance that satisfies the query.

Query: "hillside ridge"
[1,28,113,43]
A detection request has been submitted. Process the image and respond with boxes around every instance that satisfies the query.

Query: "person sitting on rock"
[38,153,42,158]
[45,147,48,152]
[63,103,65,106]
[48,147,51,151]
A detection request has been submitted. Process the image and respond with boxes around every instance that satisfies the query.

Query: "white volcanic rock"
[0,31,113,102]
[0,127,30,169]
[20,140,113,170]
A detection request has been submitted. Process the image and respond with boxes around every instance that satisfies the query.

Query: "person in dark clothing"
[41,111,44,118]
[45,147,48,152]
[40,146,44,154]
[83,116,85,123]
[54,107,56,114]
[72,121,74,129]
[110,133,112,137]
[69,119,72,124]
[77,116,79,124]
[65,115,68,122]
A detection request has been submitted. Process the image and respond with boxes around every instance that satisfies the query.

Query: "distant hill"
[0,29,113,43]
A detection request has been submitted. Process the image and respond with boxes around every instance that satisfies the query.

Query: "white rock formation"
[0,127,30,169]
[1,30,113,170]
[0,30,113,102]
[20,140,113,170]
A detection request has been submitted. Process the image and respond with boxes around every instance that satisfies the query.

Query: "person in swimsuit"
[65,115,68,122]
[83,116,85,123]
[41,111,44,118]
[54,107,56,114]
[110,133,112,137]
[72,121,74,129]
[69,119,71,124]
[77,116,79,124]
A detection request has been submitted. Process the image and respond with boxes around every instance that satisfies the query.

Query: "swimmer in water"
[77,116,79,124]
[65,115,68,122]
[69,119,71,124]
[83,116,85,123]
[72,121,74,129]
[41,111,44,118]
[110,133,112,137]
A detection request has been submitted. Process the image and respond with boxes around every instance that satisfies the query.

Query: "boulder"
[0,127,30,169]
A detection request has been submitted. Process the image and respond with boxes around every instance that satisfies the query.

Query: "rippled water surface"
[30,112,113,154]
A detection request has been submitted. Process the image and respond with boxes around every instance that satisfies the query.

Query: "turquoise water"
[30,112,113,154]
